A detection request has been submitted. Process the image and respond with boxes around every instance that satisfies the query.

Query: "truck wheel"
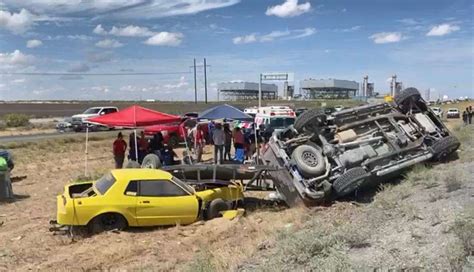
[141,154,162,169]
[294,109,327,133]
[291,144,326,178]
[430,136,460,161]
[395,88,423,113]
[168,135,180,148]
[205,199,229,220]
[88,213,127,234]
[332,167,369,197]
[125,161,140,169]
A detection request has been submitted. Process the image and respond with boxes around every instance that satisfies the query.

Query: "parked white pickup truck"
[71,107,118,132]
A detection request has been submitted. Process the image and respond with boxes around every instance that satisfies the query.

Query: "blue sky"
[0,0,472,100]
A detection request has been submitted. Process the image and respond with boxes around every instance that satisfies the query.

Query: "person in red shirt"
[113,132,127,168]
[193,125,205,162]
[138,131,149,164]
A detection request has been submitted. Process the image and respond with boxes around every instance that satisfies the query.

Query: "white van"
[243,107,258,118]
[255,106,296,130]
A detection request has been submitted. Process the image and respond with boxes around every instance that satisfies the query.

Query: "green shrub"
[3,113,30,127]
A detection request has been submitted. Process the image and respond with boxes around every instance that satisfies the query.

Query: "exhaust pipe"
[376,153,432,176]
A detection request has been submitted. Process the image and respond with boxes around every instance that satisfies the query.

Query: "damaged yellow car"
[55,169,243,233]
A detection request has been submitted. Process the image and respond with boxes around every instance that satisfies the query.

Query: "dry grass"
[448,208,474,270]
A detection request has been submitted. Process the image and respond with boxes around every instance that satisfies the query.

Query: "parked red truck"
[144,117,209,147]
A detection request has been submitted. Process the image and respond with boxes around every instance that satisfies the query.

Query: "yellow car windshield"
[94,172,116,195]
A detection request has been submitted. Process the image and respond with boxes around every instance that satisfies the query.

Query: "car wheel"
[294,109,327,133]
[125,161,140,169]
[88,213,127,234]
[395,87,422,113]
[205,199,229,220]
[430,136,460,161]
[291,144,326,178]
[168,135,180,148]
[141,154,162,169]
[332,167,369,197]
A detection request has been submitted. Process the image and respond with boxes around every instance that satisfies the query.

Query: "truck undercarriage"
[261,88,460,206]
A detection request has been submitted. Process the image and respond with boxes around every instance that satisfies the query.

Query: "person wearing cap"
[212,123,225,164]
[113,132,127,168]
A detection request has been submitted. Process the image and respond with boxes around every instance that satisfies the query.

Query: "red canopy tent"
[87,105,181,127]
[83,105,180,175]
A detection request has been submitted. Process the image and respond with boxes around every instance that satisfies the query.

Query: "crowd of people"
[111,120,275,169]
[462,106,473,125]
[187,121,273,165]
[112,131,177,169]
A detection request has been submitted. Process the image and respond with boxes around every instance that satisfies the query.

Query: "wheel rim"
[302,150,318,167]
[143,162,154,168]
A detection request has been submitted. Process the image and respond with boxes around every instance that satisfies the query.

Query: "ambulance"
[254,106,296,130]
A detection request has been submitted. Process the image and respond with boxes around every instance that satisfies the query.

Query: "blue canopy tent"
[198,104,253,121]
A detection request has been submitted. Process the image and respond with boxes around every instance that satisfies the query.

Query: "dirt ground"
[0,139,306,271]
[0,110,472,271]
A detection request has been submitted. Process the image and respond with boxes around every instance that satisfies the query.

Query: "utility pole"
[193,58,197,104]
[204,58,208,104]
[258,74,262,110]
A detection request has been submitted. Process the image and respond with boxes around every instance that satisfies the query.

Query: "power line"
[0,71,192,76]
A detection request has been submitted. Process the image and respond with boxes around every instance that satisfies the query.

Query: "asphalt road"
[0,130,114,144]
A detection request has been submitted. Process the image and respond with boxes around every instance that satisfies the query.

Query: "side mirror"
[125,191,137,196]
[100,112,105,115]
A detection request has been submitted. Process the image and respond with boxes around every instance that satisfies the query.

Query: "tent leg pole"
[134,129,139,163]
[254,125,259,165]
[85,126,89,177]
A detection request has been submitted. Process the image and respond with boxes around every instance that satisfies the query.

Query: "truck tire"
[294,109,327,133]
[168,135,180,148]
[205,199,229,220]
[332,167,369,197]
[125,161,140,169]
[141,154,162,169]
[291,144,326,178]
[430,136,460,161]
[395,88,423,114]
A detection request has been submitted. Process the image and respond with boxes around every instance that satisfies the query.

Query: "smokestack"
[363,76,368,97]
[391,74,397,96]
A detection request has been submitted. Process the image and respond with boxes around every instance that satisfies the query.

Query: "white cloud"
[87,51,114,63]
[11,78,26,84]
[93,24,107,35]
[0,8,35,34]
[67,62,90,73]
[233,34,257,44]
[233,28,315,44]
[0,50,35,69]
[260,30,290,42]
[95,39,123,48]
[144,32,183,46]
[92,24,155,37]
[265,0,311,18]
[290,27,316,39]
[340,25,361,33]
[109,25,154,37]
[164,76,189,89]
[1,0,240,19]
[426,23,460,36]
[369,32,403,44]
[26,39,42,48]
[90,86,110,93]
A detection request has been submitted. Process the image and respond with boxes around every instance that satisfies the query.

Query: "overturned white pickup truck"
[261,88,460,206]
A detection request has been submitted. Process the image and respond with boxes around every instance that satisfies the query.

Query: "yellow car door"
[135,179,199,226]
